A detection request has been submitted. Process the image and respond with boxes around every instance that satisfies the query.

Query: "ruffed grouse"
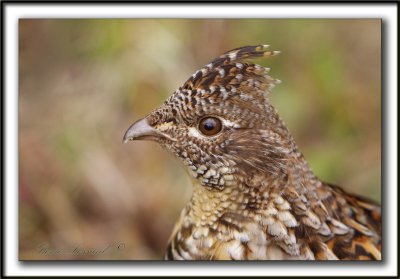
[123,45,381,260]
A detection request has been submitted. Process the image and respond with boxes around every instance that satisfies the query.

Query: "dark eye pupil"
[203,121,215,131]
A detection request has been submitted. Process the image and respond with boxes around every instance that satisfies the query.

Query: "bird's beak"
[123,117,160,143]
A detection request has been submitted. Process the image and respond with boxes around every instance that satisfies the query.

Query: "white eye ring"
[188,117,240,139]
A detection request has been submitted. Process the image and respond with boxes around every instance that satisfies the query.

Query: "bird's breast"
[166,216,312,260]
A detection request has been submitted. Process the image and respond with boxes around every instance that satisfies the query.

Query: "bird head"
[124,45,293,190]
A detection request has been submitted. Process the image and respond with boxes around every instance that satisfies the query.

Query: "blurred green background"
[19,19,381,260]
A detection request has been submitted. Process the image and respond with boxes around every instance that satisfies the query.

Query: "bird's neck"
[186,150,322,228]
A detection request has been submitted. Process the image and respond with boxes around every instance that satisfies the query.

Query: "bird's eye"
[198,117,222,136]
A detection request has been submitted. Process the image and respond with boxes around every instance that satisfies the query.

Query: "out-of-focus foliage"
[19,19,381,260]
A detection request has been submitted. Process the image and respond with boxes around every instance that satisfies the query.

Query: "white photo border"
[3,2,398,277]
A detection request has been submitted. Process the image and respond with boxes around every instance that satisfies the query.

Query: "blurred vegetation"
[19,19,381,260]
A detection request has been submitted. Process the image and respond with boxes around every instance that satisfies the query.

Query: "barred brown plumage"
[123,45,381,260]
